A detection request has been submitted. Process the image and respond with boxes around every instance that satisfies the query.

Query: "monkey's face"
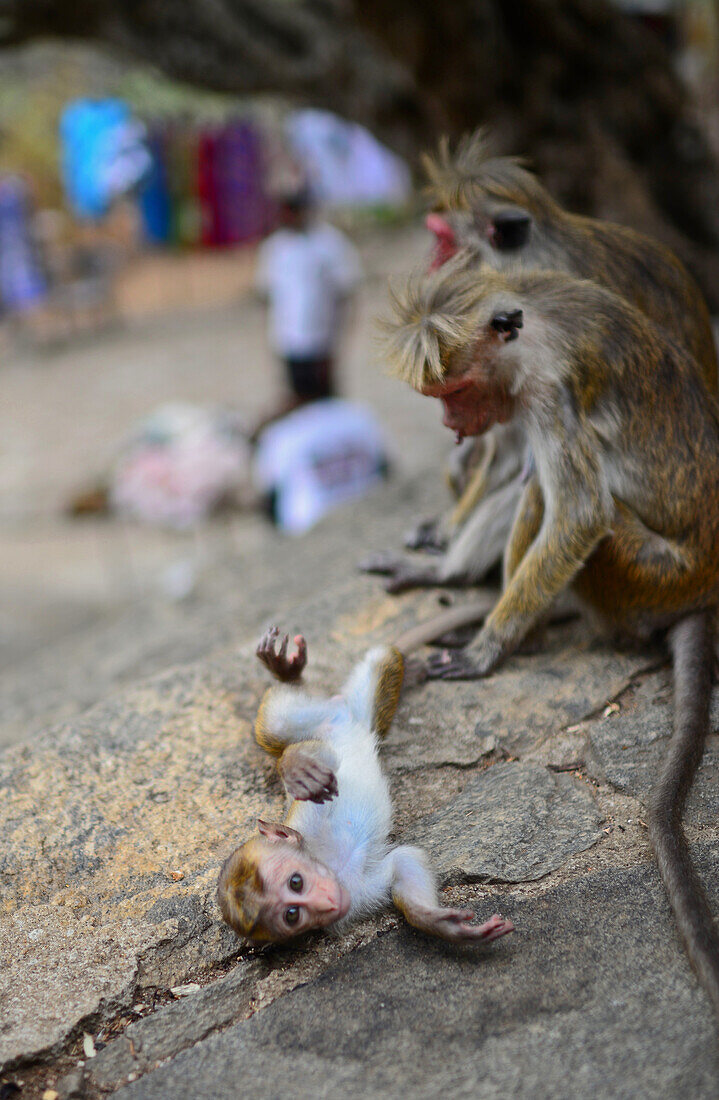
[219,821,351,943]
[248,837,350,942]
[262,841,350,940]
[420,307,523,441]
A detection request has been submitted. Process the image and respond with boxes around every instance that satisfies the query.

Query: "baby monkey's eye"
[289,873,303,892]
[285,906,300,925]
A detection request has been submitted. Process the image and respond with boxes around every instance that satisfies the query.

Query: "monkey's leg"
[402,436,496,553]
[343,645,405,739]
[361,477,524,595]
[427,502,609,680]
[439,476,525,586]
[389,846,514,944]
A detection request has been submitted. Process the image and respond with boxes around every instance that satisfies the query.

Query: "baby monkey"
[217,626,514,946]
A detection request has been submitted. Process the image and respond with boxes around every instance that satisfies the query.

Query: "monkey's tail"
[646,610,719,1017]
[393,595,495,656]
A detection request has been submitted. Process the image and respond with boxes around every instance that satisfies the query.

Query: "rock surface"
[0,477,661,1075]
[587,670,719,822]
[115,860,719,1100]
[411,761,604,883]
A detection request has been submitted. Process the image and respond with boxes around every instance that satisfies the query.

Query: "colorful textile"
[0,176,47,310]
[60,99,150,219]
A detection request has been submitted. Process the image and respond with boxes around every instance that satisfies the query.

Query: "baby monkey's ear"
[491,309,523,342]
[257,819,303,846]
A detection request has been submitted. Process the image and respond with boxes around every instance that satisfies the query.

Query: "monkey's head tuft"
[381,254,490,390]
[422,129,560,270]
[381,256,526,392]
[422,128,557,221]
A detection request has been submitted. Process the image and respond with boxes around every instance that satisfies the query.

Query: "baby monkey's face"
[256,840,351,940]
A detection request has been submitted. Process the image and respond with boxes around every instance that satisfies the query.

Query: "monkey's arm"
[428,465,610,679]
[255,689,340,802]
[389,846,514,944]
[276,740,338,803]
[359,551,443,594]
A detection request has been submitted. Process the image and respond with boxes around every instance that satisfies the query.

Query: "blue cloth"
[60,99,148,219]
[0,176,46,310]
[138,132,172,245]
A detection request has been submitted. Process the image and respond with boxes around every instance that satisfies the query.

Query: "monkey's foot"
[403,518,447,555]
[421,907,515,944]
[424,650,487,680]
[282,751,338,804]
[256,626,307,682]
[358,552,437,594]
[472,914,515,943]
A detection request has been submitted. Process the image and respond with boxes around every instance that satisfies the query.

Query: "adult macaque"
[363,129,718,592]
[382,256,719,1014]
[218,627,514,946]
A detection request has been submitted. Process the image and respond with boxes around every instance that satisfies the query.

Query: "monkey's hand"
[408,905,514,944]
[403,518,447,555]
[278,745,338,804]
[358,552,439,594]
[257,626,307,682]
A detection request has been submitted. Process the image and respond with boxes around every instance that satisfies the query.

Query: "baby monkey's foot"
[282,750,338,804]
[257,626,307,682]
[419,907,515,943]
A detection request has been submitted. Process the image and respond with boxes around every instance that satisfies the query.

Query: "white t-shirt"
[253,399,388,534]
[255,223,361,358]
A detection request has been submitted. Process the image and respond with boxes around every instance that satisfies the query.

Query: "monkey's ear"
[489,209,531,251]
[257,819,303,846]
[491,309,523,342]
[425,213,457,268]
[425,212,456,243]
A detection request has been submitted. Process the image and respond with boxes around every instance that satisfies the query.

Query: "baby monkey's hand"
[279,746,338,804]
[257,626,307,682]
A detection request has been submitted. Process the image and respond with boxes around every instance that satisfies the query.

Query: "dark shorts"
[284,354,335,401]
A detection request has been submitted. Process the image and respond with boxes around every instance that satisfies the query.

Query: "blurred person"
[252,189,361,437]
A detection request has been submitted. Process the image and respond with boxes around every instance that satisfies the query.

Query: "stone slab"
[117,856,719,1100]
[89,959,263,1088]
[410,761,604,883]
[386,628,652,768]
[587,671,719,823]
